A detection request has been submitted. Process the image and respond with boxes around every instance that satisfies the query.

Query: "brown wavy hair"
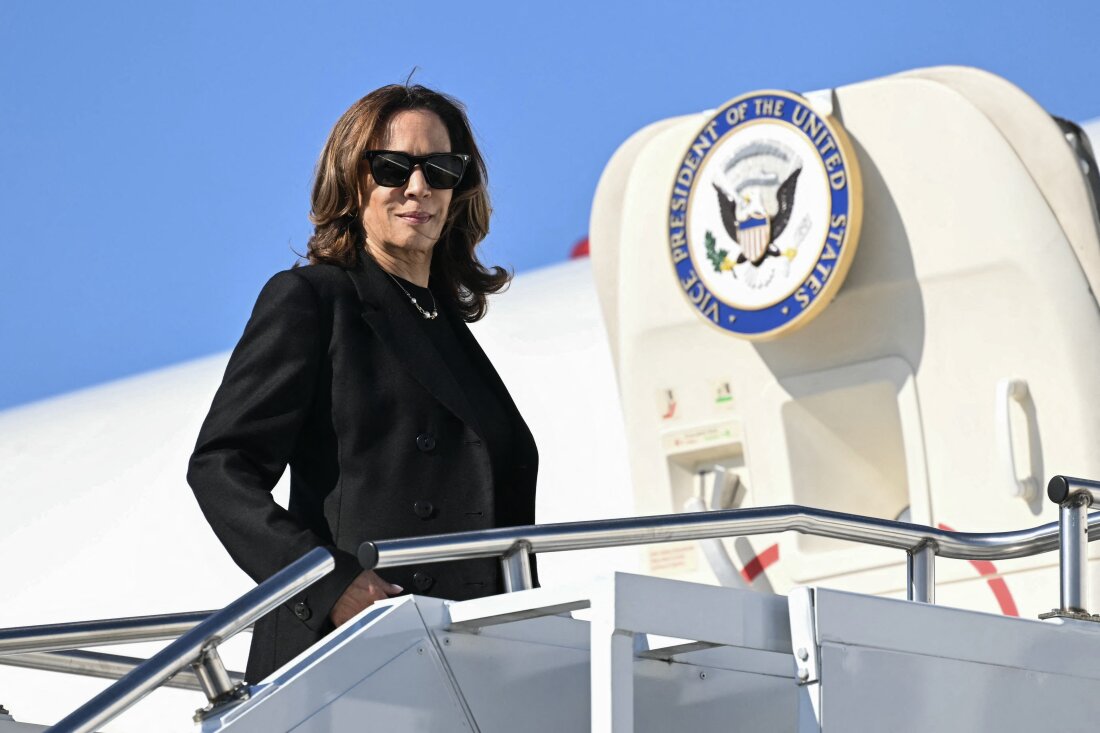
[306,84,509,321]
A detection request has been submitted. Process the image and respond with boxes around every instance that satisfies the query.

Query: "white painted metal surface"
[0,715,45,732]
[808,588,1100,732]
[589,66,1100,617]
[201,574,800,733]
[192,574,1100,732]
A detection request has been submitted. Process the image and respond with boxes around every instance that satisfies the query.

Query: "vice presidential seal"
[668,90,863,339]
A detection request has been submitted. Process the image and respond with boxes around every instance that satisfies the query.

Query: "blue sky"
[2,0,1099,409]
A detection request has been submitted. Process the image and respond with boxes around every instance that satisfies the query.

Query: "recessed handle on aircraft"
[683,466,751,590]
[996,378,1039,502]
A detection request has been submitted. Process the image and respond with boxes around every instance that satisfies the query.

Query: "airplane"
[2,65,1100,731]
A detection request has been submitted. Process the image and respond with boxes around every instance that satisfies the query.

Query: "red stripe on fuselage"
[938,523,1019,616]
[741,543,780,583]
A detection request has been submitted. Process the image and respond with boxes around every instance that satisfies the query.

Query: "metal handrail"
[1049,475,1100,506]
[46,547,334,733]
[37,478,1100,732]
[1047,475,1100,617]
[358,503,1100,568]
[0,649,243,692]
[360,499,1100,611]
[0,610,214,656]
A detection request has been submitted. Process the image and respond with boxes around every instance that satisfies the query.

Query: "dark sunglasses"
[362,150,471,190]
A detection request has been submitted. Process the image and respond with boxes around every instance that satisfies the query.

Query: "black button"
[416,433,437,452]
[413,572,435,592]
[413,500,435,519]
[293,601,312,621]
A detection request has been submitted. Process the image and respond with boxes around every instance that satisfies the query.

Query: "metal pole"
[1048,475,1100,507]
[0,611,212,656]
[589,585,634,733]
[0,650,239,692]
[590,623,634,733]
[907,543,936,604]
[501,542,534,592]
[359,504,1100,570]
[191,646,238,703]
[1061,495,1091,614]
[46,547,334,733]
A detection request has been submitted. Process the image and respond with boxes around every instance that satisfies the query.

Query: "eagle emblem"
[714,168,801,266]
[667,89,862,339]
[711,141,802,269]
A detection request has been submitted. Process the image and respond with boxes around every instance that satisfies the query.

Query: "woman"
[187,84,538,683]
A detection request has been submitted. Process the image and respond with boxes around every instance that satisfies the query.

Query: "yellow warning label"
[646,542,699,576]
[660,421,741,454]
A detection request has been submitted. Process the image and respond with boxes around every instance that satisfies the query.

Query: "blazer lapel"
[346,253,485,437]
[447,308,538,461]
[448,314,522,420]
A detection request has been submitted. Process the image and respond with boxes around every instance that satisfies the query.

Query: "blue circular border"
[668,92,855,337]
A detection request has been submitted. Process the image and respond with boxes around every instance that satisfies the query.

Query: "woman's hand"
[329,570,404,627]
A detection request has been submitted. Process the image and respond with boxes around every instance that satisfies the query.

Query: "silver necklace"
[386,272,438,320]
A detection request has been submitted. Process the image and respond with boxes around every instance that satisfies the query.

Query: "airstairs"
[6,64,1100,731]
[4,476,1100,732]
[191,573,1100,733]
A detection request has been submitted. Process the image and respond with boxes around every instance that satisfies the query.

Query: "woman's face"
[360,109,454,263]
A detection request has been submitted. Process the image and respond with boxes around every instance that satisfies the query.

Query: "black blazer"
[187,253,538,682]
